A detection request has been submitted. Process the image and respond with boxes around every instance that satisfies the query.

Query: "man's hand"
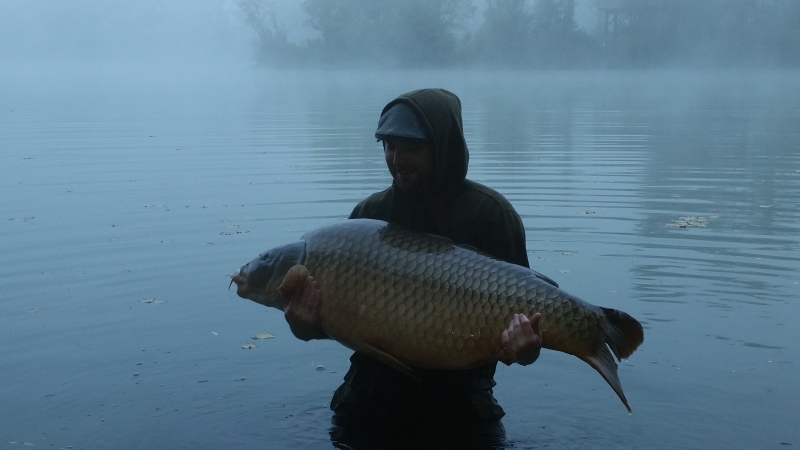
[281,275,327,341]
[500,313,542,366]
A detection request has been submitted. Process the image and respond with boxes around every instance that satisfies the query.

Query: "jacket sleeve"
[348,189,393,221]
[348,201,365,219]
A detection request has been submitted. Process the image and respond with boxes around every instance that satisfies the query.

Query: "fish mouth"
[229,267,249,297]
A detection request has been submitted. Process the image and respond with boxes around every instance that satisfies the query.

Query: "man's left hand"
[500,313,542,366]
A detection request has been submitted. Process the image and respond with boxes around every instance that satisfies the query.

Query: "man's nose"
[392,147,408,165]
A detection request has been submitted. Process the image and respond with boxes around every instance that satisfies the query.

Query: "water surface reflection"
[1,67,798,449]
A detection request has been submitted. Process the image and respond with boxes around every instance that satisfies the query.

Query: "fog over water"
[3,1,800,68]
[2,2,799,450]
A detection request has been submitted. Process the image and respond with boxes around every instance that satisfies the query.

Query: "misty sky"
[0,0,255,64]
[0,0,597,65]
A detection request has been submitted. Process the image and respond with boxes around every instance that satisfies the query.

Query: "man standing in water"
[284,89,552,448]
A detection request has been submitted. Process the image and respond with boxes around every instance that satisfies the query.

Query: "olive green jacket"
[345,88,534,403]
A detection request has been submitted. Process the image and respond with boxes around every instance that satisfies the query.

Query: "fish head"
[230,241,305,310]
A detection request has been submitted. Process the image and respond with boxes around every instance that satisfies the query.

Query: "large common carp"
[231,219,644,411]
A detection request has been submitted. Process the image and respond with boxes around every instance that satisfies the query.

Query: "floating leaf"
[241,343,257,349]
[252,331,275,340]
[668,215,717,228]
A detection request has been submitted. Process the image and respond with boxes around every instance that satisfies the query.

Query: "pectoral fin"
[356,343,418,381]
[278,265,310,302]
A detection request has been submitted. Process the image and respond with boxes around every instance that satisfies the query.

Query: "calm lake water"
[2,64,799,449]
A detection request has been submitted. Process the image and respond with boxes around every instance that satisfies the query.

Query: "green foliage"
[472,0,591,68]
[474,0,534,64]
[301,0,475,66]
[603,0,800,68]
[240,0,800,68]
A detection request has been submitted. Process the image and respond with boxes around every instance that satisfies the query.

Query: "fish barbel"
[231,219,643,411]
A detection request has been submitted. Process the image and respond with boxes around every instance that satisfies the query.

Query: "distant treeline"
[240,0,800,68]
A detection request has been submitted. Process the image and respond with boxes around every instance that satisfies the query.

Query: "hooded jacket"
[345,88,530,404]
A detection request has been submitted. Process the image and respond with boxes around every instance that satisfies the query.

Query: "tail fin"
[579,307,643,412]
[580,346,631,412]
[601,307,644,360]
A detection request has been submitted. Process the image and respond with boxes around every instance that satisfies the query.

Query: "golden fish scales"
[232,219,644,411]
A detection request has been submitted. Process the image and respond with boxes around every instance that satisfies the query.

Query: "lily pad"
[139,298,167,304]
[252,331,275,340]
[241,343,257,349]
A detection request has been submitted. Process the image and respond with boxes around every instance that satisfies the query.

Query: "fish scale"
[232,218,644,411]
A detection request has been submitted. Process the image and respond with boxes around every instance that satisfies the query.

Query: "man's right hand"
[281,275,328,341]
[500,312,542,366]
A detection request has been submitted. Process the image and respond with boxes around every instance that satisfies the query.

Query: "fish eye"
[260,252,270,261]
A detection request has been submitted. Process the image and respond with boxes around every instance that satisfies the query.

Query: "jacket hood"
[380,88,469,197]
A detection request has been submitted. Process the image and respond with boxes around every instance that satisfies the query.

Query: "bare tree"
[239,0,297,65]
